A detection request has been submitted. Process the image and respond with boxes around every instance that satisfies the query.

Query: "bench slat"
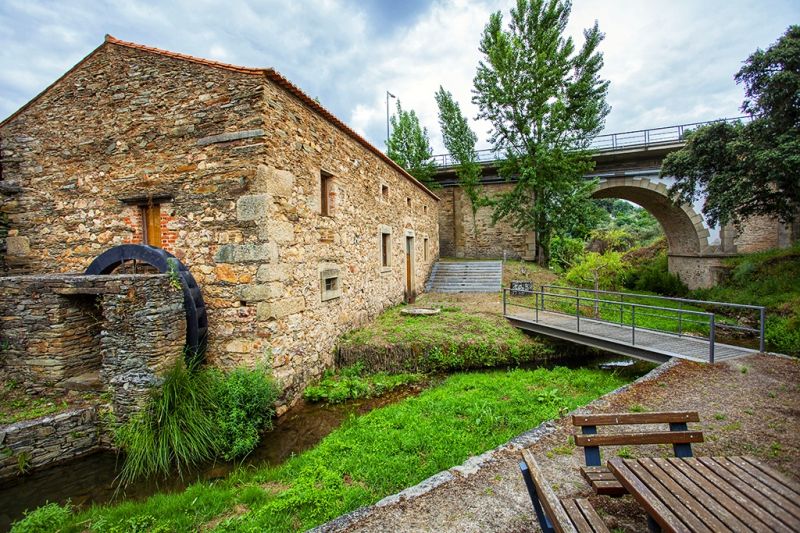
[574,430,704,447]
[522,450,577,533]
[562,499,594,533]
[575,499,610,533]
[572,411,699,426]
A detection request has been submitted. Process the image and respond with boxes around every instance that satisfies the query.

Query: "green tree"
[387,100,438,189]
[434,86,484,220]
[663,26,800,227]
[472,0,610,265]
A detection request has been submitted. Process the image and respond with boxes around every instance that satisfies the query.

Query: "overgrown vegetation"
[29,367,629,532]
[0,380,95,425]
[694,244,800,356]
[10,502,72,533]
[114,361,279,486]
[303,362,423,404]
[338,302,553,372]
[210,365,279,461]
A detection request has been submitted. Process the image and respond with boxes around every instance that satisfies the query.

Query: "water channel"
[0,353,653,530]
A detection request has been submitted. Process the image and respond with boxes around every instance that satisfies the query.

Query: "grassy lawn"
[25,367,629,532]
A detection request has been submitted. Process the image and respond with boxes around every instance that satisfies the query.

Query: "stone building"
[0,36,439,410]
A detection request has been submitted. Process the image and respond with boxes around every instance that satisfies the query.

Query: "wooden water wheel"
[85,244,208,359]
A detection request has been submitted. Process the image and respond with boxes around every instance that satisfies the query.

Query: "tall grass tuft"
[115,359,220,486]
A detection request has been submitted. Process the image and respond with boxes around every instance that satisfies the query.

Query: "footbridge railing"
[502,285,766,363]
[430,116,751,168]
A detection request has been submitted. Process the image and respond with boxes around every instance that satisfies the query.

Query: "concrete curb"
[310,359,681,532]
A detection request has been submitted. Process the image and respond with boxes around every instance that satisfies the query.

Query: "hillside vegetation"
[694,244,800,356]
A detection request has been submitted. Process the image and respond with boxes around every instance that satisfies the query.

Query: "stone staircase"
[425,260,503,293]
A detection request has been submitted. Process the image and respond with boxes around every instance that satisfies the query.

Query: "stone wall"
[438,184,529,259]
[0,39,439,410]
[0,274,185,417]
[0,407,100,481]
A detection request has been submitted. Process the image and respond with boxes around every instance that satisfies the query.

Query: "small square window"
[320,267,341,301]
[325,277,337,292]
[381,184,389,200]
[406,197,411,208]
[423,205,428,215]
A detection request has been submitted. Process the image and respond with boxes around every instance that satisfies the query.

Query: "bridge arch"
[591,177,711,256]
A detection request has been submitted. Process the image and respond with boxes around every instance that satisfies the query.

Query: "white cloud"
[0,0,798,155]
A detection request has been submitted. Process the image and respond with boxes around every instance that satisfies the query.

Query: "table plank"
[696,457,799,530]
[627,459,715,532]
[727,456,800,510]
[607,458,689,533]
[641,458,735,532]
[680,457,788,532]
[741,456,800,497]
[712,457,800,521]
[660,458,763,533]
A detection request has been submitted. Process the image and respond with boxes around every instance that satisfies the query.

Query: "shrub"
[211,366,279,460]
[549,235,585,272]
[765,316,800,357]
[586,228,634,253]
[114,360,220,486]
[625,252,688,297]
[10,502,71,533]
[565,251,627,290]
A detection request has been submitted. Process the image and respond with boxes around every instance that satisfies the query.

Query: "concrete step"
[425,260,503,293]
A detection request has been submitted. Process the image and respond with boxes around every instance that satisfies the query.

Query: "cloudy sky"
[0,0,797,154]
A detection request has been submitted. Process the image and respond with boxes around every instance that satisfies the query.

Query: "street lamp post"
[385,90,396,148]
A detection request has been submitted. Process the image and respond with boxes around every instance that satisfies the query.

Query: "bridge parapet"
[430,116,750,168]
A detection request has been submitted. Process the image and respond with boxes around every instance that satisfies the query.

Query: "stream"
[0,353,652,530]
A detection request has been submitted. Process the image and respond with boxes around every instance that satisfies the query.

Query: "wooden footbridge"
[503,285,765,364]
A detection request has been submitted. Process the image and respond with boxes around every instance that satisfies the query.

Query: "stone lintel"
[197,129,265,146]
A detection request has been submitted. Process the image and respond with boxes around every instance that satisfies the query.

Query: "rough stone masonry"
[0,36,440,411]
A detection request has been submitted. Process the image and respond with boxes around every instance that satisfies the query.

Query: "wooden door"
[405,236,414,302]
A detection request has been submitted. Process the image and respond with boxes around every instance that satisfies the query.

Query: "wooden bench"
[572,411,704,497]
[519,449,609,533]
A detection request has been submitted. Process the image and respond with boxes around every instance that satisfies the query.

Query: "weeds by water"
[303,362,423,404]
[114,360,220,486]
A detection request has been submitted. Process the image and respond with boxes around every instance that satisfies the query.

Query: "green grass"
[34,366,628,533]
[303,363,423,404]
[339,303,553,371]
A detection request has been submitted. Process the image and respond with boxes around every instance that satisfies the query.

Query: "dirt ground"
[332,354,800,532]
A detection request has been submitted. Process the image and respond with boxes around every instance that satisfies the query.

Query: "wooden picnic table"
[607,456,800,532]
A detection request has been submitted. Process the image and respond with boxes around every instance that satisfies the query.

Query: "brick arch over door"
[591,178,710,256]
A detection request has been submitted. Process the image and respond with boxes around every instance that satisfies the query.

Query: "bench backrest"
[572,411,703,467]
[519,450,577,533]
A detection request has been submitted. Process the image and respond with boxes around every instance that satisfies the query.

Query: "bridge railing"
[502,285,766,363]
[430,116,752,168]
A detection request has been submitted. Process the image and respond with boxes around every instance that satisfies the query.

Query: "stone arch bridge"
[432,119,797,289]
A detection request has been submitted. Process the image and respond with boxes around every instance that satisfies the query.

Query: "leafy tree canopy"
[473,0,610,265]
[663,25,800,227]
[387,100,439,189]
[435,86,484,218]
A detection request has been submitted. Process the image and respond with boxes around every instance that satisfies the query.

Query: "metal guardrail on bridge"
[502,284,765,364]
[430,116,752,168]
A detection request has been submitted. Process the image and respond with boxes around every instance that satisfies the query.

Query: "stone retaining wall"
[0,273,185,418]
[0,407,101,481]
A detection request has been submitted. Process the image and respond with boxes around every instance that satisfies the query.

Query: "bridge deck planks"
[506,309,756,363]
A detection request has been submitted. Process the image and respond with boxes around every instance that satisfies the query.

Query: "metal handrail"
[541,284,766,352]
[502,287,732,362]
[430,116,752,168]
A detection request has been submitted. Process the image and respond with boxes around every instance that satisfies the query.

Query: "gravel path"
[317,354,799,533]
